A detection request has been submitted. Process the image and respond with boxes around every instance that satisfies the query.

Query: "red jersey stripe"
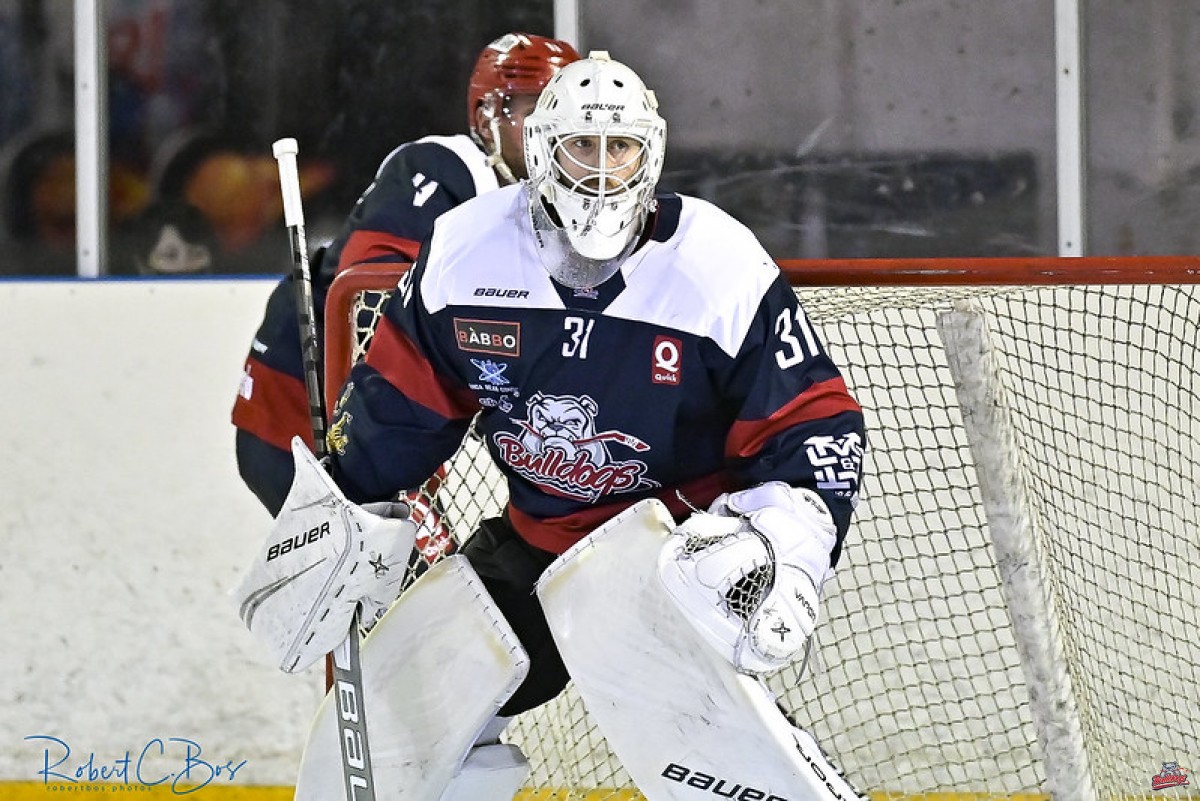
[725,377,862,459]
[338,230,422,269]
[231,358,315,452]
[508,472,734,554]
[364,317,480,421]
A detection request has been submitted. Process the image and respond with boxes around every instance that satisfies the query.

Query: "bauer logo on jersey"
[473,286,530,299]
[652,336,683,386]
[495,392,658,502]
[454,318,520,358]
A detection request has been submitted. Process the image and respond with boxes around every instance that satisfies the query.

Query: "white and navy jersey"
[328,183,865,561]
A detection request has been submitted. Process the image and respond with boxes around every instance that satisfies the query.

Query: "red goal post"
[323,256,1200,801]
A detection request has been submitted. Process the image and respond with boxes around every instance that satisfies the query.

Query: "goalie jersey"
[328,183,865,562]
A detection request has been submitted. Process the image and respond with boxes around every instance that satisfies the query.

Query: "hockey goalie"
[232,49,866,801]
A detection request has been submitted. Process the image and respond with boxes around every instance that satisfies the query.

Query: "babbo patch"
[453,318,521,357]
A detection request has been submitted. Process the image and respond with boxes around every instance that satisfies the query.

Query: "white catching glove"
[658,481,836,674]
[231,437,417,673]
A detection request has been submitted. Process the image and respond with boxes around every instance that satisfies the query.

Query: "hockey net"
[325,256,1200,801]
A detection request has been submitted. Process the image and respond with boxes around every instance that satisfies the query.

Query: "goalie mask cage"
[325,256,1200,801]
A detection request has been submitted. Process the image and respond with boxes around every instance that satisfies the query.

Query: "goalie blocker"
[232,438,537,800]
[231,436,417,673]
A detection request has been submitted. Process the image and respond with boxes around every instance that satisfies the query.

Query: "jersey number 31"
[563,316,595,359]
[774,307,819,369]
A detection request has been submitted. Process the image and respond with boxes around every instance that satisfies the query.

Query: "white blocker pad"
[232,437,415,673]
[537,499,861,801]
[295,554,530,801]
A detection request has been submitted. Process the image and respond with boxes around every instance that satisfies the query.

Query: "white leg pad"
[537,499,863,801]
[437,743,530,801]
[294,555,529,801]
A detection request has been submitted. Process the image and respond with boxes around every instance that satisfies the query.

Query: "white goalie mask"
[524,51,666,287]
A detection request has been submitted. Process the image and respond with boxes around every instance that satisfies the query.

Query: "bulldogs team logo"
[494,393,658,502]
[1152,763,1189,790]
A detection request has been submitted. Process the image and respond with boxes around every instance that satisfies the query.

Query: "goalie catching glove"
[231,437,417,673]
[658,482,836,674]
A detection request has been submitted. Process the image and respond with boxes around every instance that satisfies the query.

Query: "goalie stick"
[272,137,377,801]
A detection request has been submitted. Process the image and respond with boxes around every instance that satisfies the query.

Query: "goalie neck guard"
[523,51,666,286]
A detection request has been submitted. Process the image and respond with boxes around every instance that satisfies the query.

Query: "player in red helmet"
[468,33,582,183]
[233,33,579,521]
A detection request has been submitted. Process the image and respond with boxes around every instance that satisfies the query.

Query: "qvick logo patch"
[652,336,682,386]
[454,318,520,358]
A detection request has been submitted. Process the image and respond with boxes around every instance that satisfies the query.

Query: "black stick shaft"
[272,138,328,459]
[273,137,375,801]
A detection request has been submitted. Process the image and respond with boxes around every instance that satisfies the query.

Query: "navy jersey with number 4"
[328,183,865,562]
[232,134,498,514]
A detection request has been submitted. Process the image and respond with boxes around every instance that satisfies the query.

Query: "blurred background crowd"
[2,0,1199,277]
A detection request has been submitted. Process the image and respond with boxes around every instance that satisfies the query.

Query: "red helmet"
[467,33,581,126]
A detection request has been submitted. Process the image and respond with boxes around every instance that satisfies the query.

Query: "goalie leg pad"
[437,743,529,801]
[537,500,863,801]
[294,555,530,801]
